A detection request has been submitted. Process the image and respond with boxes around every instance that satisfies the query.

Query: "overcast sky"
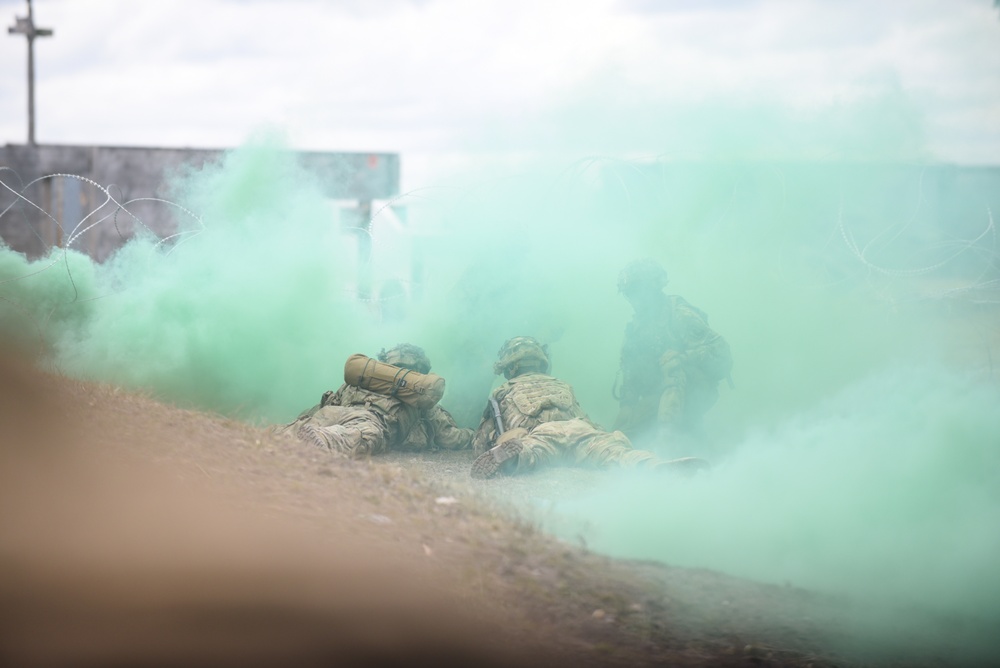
[2,0,999,190]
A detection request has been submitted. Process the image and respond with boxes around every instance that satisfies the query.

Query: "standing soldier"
[470,336,703,479]
[280,343,473,457]
[614,258,732,448]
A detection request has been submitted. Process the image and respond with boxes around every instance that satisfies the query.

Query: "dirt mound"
[0,353,991,667]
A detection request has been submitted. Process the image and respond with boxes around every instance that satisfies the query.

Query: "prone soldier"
[280,343,473,457]
[470,336,704,479]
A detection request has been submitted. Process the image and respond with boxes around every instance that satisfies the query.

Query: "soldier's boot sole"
[470,440,523,480]
[297,424,331,451]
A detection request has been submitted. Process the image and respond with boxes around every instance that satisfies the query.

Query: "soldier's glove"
[470,428,527,480]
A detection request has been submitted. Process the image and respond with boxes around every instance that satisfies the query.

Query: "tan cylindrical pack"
[343,354,446,410]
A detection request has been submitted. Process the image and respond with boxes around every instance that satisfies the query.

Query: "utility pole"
[8,0,53,145]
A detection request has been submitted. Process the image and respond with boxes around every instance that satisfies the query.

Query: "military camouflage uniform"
[470,337,663,478]
[280,344,473,457]
[614,259,732,442]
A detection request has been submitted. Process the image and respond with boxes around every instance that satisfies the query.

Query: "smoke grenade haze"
[2,84,999,650]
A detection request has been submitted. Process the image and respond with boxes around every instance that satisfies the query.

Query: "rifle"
[489,397,505,439]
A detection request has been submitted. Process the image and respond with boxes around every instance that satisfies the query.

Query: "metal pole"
[8,0,53,146]
[27,0,35,145]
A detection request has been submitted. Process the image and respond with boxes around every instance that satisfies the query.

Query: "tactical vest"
[494,373,582,432]
[620,294,707,395]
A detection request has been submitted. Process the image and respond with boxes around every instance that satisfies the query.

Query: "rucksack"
[343,354,446,410]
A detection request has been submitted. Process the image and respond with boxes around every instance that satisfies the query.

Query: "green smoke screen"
[2,98,999,652]
[2,137,370,419]
[541,365,1000,617]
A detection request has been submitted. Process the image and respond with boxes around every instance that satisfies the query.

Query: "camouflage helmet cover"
[493,336,550,376]
[617,258,669,293]
[378,343,432,374]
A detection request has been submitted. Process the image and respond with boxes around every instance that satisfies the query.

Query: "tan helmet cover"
[493,336,550,376]
[617,258,668,293]
[377,343,432,374]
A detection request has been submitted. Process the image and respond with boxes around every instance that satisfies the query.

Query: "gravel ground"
[383,449,605,502]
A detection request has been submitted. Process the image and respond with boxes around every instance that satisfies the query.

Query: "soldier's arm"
[323,384,349,407]
[471,401,497,454]
[617,322,643,403]
[291,382,345,422]
[673,305,732,380]
[426,405,475,451]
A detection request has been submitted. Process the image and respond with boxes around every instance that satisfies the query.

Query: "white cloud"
[1,0,998,189]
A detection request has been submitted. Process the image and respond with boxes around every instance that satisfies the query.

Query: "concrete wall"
[0,143,400,261]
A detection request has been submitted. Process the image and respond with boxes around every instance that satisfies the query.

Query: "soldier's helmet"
[493,336,550,378]
[617,258,669,293]
[378,343,432,374]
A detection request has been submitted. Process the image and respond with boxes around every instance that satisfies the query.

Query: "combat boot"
[470,428,527,479]
[298,423,332,451]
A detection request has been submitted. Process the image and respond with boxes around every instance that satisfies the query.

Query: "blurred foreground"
[2,348,998,667]
[0,350,555,667]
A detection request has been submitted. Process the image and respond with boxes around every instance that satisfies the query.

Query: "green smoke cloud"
[3,134,375,420]
[543,365,1000,618]
[2,86,998,659]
